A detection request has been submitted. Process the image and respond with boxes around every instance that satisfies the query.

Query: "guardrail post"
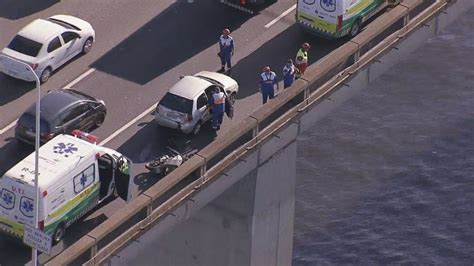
[353,50,360,63]
[249,115,259,138]
[403,14,410,26]
[146,203,152,216]
[349,40,360,63]
[199,164,206,176]
[90,244,97,260]
[142,194,153,216]
[303,86,310,100]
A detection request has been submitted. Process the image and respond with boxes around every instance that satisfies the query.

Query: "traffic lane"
[0,0,297,178]
[69,0,299,146]
[0,6,324,254]
[0,0,184,128]
[0,2,297,262]
[0,0,288,129]
[91,0,256,85]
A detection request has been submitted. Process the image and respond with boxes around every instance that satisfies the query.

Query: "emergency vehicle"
[296,0,400,38]
[0,131,134,244]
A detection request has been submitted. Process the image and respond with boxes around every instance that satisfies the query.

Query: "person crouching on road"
[283,59,296,89]
[259,66,278,104]
[295,42,310,79]
[219,28,234,74]
[211,86,226,130]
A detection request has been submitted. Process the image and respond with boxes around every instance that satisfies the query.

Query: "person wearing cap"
[259,66,278,104]
[283,59,296,89]
[210,86,226,130]
[295,42,310,79]
[219,28,234,74]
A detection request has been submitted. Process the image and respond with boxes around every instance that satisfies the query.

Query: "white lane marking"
[0,68,96,135]
[64,68,96,89]
[264,4,297,29]
[99,103,157,146]
[0,119,18,135]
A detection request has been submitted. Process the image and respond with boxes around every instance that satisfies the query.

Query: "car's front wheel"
[82,37,93,54]
[40,67,52,84]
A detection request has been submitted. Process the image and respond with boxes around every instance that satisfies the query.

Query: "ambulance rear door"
[113,155,135,202]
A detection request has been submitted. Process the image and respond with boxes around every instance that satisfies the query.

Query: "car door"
[196,92,210,122]
[46,36,66,69]
[98,154,115,200]
[61,104,89,133]
[60,32,82,63]
[113,155,135,202]
[78,102,97,130]
[223,89,234,119]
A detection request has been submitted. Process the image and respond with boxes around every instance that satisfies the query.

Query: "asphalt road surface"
[0,0,348,264]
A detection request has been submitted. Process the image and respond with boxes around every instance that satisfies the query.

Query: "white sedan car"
[0,15,95,83]
[155,71,239,135]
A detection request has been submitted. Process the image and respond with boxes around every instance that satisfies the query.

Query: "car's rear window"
[18,114,50,132]
[159,93,193,115]
[7,35,42,57]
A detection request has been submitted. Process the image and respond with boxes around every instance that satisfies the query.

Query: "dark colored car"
[15,89,106,145]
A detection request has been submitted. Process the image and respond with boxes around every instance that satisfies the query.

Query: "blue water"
[293,10,474,265]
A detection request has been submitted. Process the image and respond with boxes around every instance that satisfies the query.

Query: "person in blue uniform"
[259,66,278,104]
[283,59,295,89]
[219,28,234,74]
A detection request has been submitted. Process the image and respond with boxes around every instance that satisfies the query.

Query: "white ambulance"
[296,0,397,38]
[0,131,134,244]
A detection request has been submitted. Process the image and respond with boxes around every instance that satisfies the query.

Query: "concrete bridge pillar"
[143,141,297,266]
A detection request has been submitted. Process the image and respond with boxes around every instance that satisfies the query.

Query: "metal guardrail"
[46,0,456,264]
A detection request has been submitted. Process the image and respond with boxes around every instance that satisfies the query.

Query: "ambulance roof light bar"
[71,130,99,144]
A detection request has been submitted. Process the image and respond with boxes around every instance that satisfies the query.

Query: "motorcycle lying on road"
[145,147,198,176]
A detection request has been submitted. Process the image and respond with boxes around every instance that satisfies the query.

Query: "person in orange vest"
[259,66,278,104]
[210,86,226,130]
[295,42,310,79]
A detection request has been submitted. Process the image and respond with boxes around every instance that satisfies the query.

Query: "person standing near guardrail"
[283,59,296,89]
[295,42,310,79]
[259,66,278,104]
[218,28,234,74]
[211,86,226,130]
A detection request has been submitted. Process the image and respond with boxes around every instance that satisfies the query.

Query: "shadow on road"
[0,75,36,107]
[91,0,260,85]
[0,0,59,20]
[0,137,33,176]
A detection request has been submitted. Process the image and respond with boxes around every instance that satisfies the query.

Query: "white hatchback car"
[155,71,239,135]
[0,15,95,83]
